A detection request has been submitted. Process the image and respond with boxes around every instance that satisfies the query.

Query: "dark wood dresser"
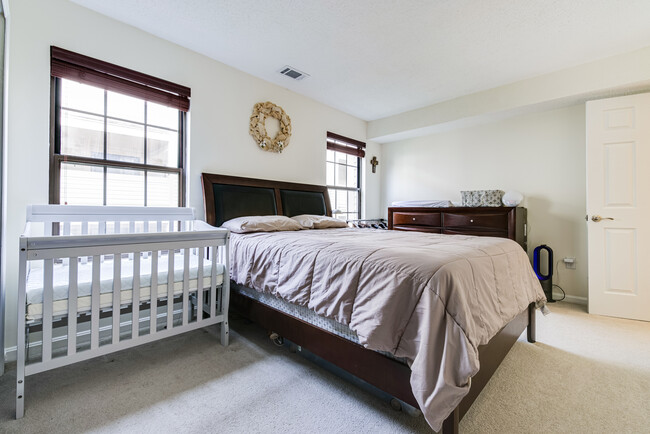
[387,206,527,251]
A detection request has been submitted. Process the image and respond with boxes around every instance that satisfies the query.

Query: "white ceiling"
[72,0,650,121]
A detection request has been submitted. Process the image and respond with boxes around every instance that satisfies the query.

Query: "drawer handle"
[413,217,416,221]
[470,219,474,223]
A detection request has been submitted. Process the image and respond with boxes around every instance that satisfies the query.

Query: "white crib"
[16,205,230,418]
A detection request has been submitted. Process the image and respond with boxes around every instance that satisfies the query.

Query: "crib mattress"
[26,253,225,320]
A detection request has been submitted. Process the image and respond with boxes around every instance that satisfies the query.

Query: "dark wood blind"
[51,46,191,111]
[326,132,366,158]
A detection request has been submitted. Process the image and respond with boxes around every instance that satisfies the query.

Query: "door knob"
[591,215,614,222]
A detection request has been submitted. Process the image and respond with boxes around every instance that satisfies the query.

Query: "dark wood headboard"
[201,173,332,226]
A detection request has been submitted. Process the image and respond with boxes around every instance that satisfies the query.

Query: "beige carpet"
[0,302,648,433]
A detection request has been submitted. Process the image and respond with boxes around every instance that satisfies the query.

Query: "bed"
[201,173,545,433]
[16,205,229,419]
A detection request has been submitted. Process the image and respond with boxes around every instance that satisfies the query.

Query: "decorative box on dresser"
[387,206,528,251]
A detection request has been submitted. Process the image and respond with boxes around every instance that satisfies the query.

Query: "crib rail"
[27,204,195,222]
[22,228,223,255]
[16,206,230,419]
[26,205,197,237]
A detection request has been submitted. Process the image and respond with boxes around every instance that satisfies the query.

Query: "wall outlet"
[563,257,576,269]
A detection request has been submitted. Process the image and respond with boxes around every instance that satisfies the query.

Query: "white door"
[586,93,650,321]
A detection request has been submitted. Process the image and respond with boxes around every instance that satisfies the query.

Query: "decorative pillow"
[291,214,349,229]
[221,215,303,233]
[461,190,504,207]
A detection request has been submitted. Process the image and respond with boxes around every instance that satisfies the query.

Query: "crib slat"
[99,221,106,235]
[112,254,121,344]
[114,221,120,234]
[183,248,189,326]
[42,259,54,363]
[128,222,136,261]
[167,250,174,330]
[197,247,204,322]
[211,247,217,318]
[142,223,150,259]
[44,221,53,236]
[168,220,174,232]
[132,253,140,339]
[62,222,71,266]
[67,258,78,356]
[91,255,100,350]
[81,220,90,265]
[157,221,162,233]
[151,250,158,334]
[221,241,230,347]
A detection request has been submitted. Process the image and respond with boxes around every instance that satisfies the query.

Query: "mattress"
[26,253,225,320]
[234,284,360,343]
[234,284,407,364]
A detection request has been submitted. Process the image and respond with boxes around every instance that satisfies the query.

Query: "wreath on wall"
[249,101,292,153]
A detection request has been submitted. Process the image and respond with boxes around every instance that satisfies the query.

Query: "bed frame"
[202,173,536,434]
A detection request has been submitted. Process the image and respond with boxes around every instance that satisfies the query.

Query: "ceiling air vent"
[279,65,310,81]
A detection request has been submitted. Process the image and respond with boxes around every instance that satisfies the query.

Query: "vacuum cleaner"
[533,244,555,303]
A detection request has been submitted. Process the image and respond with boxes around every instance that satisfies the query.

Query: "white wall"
[381,104,588,301]
[368,45,650,143]
[362,140,382,219]
[2,0,377,353]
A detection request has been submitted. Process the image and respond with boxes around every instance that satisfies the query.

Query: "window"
[326,132,365,221]
[50,47,190,207]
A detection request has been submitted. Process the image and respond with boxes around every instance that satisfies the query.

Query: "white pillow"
[291,214,349,229]
[222,215,303,234]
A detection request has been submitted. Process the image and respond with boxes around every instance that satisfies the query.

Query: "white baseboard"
[4,346,16,363]
[552,291,587,305]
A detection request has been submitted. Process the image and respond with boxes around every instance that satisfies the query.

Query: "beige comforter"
[229,228,545,431]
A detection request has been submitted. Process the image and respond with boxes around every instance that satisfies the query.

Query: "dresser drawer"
[393,212,441,227]
[394,226,442,234]
[443,212,507,230]
[443,229,508,238]
[388,207,526,251]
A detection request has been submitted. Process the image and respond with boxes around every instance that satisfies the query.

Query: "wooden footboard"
[231,289,535,433]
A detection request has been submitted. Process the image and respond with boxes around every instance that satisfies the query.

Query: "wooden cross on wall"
[370,156,379,173]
